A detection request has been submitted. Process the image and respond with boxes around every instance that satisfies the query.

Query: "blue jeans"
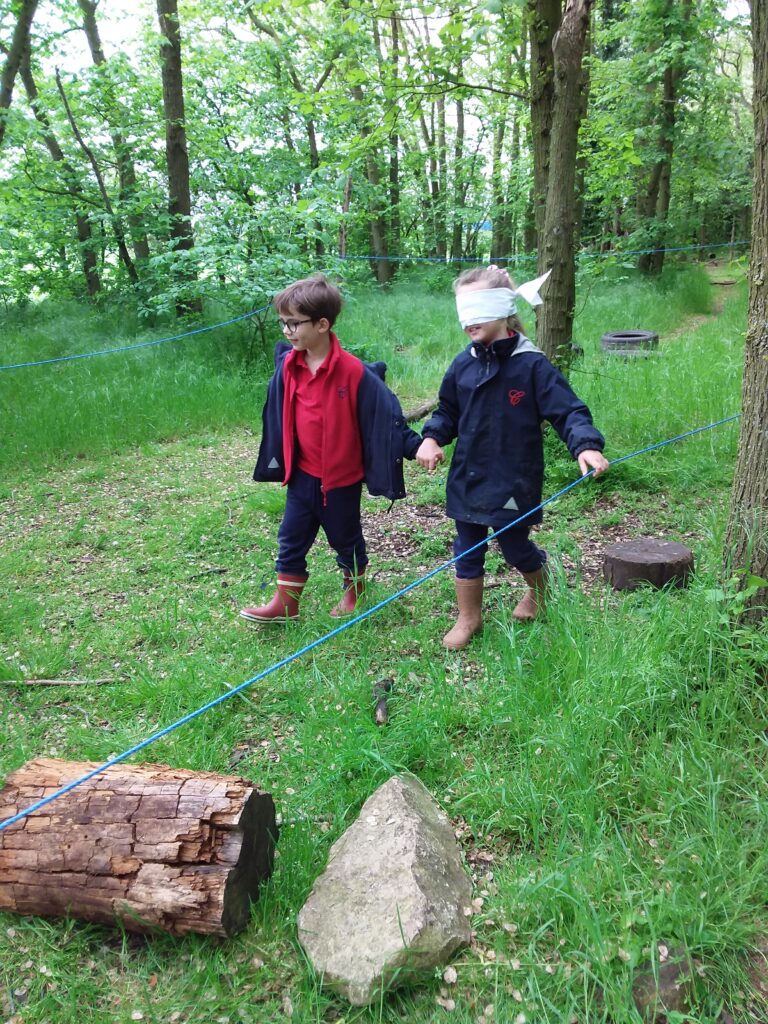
[276,469,368,577]
[453,520,546,579]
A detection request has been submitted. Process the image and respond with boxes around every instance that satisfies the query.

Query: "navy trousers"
[453,520,546,579]
[276,468,368,576]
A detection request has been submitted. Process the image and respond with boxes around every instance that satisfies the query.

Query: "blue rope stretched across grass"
[0,305,271,372]
[0,413,741,833]
[0,239,748,373]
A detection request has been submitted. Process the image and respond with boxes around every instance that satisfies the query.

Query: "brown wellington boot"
[443,576,484,650]
[512,564,549,622]
[330,568,366,617]
[240,573,308,623]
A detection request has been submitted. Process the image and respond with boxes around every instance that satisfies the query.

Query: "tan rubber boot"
[443,576,484,650]
[330,568,366,617]
[240,573,308,623]
[512,564,549,622]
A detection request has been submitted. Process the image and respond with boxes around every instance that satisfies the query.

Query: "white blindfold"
[456,269,552,328]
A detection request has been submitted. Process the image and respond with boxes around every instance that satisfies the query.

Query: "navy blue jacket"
[254,341,422,500]
[422,334,605,527]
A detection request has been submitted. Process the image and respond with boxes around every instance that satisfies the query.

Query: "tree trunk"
[339,173,353,257]
[16,50,101,297]
[450,95,465,260]
[490,116,509,261]
[0,759,277,937]
[78,0,150,262]
[388,13,401,258]
[436,95,448,258]
[156,0,200,315]
[55,69,139,285]
[350,83,395,284]
[636,0,692,275]
[637,64,676,274]
[527,0,560,251]
[0,0,38,148]
[723,0,768,624]
[532,0,593,365]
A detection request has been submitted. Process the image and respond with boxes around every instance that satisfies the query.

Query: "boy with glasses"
[240,274,421,623]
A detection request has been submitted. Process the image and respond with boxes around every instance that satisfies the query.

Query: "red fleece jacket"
[281,333,365,491]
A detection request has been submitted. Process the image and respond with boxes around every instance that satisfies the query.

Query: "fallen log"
[0,758,277,937]
[404,399,437,423]
[603,538,694,591]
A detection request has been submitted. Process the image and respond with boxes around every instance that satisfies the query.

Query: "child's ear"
[317,317,331,332]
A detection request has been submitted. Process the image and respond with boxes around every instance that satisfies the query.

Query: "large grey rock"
[297,774,472,1005]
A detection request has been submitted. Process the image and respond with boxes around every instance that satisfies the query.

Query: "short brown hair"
[453,265,525,334]
[273,274,343,327]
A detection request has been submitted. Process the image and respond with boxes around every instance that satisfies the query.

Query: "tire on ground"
[600,330,659,356]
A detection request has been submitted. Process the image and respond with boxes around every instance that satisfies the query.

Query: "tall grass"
[1,262,765,1023]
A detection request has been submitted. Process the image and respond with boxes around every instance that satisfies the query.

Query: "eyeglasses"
[278,318,313,332]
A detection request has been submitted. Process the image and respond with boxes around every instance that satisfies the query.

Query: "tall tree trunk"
[436,95,448,258]
[55,69,139,284]
[637,63,676,274]
[388,13,401,259]
[450,94,465,260]
[528,0,560,252]
[723,0,768,625]
[0,0,38,148]
[530,0,593,365]
[350,84,395,285]
[78,0,150,263]
[245,11,339,260]
[16,49,100,297]
[636,0,692,274]
[156,0,200,315]
[338,174,353,257]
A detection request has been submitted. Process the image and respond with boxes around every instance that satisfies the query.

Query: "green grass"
[1,262,766,1023]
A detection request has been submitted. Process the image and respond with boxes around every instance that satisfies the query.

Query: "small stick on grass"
[1,678,117,687]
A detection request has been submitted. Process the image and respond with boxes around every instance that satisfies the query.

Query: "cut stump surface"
[603,538,694,591]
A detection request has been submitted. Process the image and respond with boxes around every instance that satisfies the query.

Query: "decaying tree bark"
[0,759,277,937]
[603,538,694,591]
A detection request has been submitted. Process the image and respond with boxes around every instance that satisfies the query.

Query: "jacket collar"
[470,333,519,361]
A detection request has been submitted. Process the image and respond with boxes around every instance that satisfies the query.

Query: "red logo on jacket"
[337,387,348,399]
[508,389,525,406]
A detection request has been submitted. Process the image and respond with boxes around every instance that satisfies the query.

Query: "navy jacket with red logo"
[254,339,421,501]
[421,333,605,528]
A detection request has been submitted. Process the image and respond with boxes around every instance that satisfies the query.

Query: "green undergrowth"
[1,263,766,1023]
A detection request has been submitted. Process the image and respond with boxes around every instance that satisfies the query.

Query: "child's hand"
[416,438,445,471]
[578,449,610,478]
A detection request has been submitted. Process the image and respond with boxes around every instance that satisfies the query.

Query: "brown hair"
[453,265,525,334]
[273,274,343,327]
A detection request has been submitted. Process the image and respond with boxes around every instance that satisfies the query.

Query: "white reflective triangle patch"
[503,496,519,510]
[268,457,280,469]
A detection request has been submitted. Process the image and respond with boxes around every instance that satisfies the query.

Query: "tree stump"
[0,758,277,937]
[603,538,694,591]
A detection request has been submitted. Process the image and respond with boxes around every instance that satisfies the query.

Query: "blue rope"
[338,240,750,264]
[0,305,271,372]
[0,238,749,373]
[0,413,740,833]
